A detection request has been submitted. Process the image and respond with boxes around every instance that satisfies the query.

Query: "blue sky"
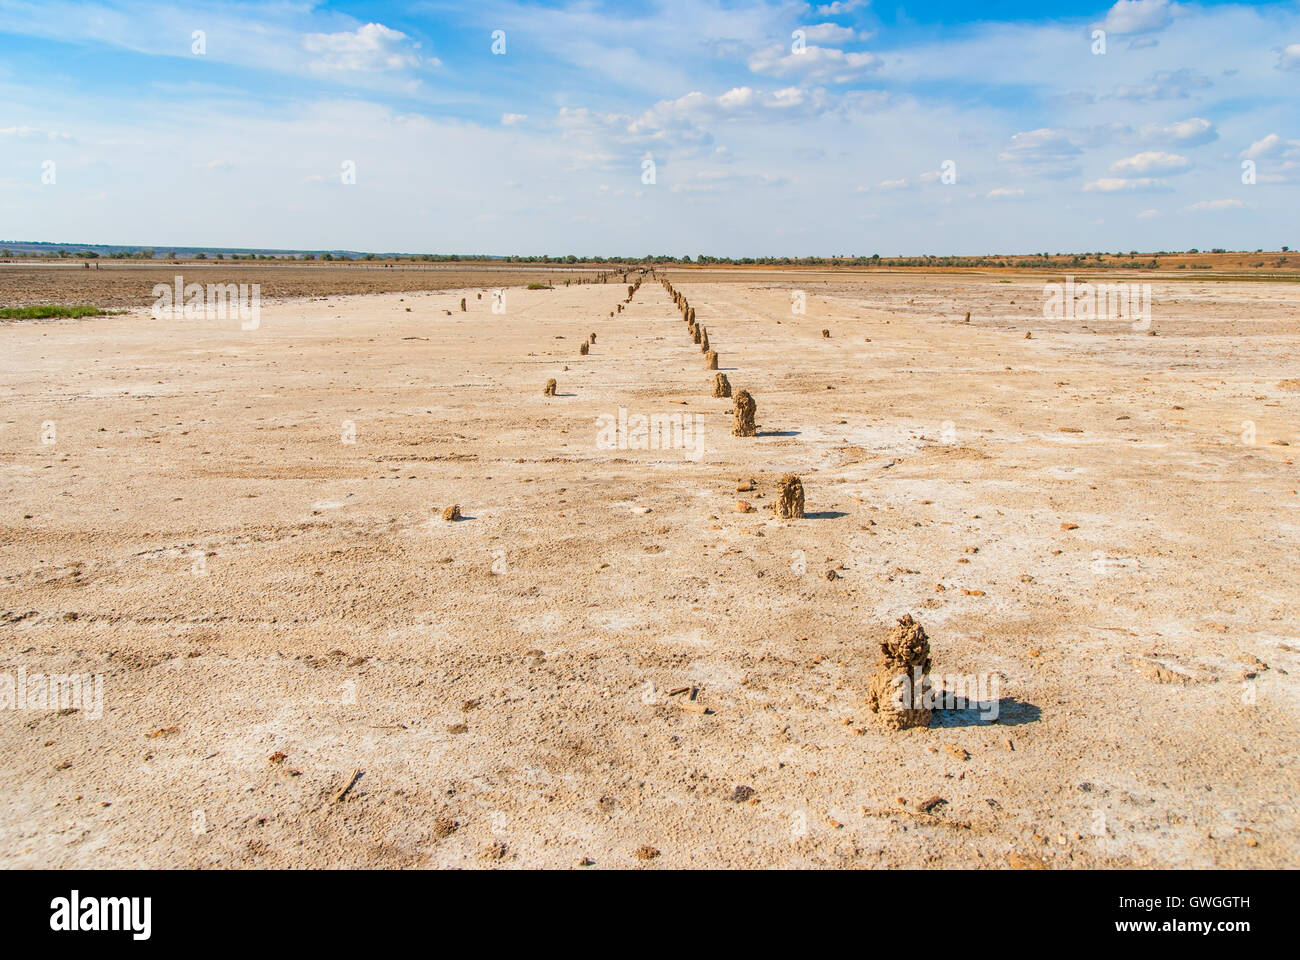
[1,0,1297,255]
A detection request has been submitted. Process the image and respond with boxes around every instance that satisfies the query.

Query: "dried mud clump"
[699,330,710,353]
[460,298,467,311]
[692,325,702,344]
[687,307,695,324]
[776,474,804,519]
[705,350,719,370]
[543,378,557,397]
[579,341,589,355]
[865,614,933,731]
[712,372,731,398]
[442,505,462,522]
[589,332,596,343]
[822,328,830,338]
[732,389,756,437]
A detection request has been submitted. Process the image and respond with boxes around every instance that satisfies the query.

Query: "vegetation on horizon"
[0,246,1291,270]
[0,305,118,320]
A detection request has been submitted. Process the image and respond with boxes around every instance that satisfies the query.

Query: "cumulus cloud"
[302,23,427,73]
[1109,151,1190,175]
[998,128,1083,179]
[1183,198,1245,212]
[501,113,527,126]
[748,43,880,83]
[556,85,837,157]
[0,125,72,141]
[1113,69,1211,101]
[1138,117,1216,146]
[800,23,869,44]
[1084,177,1173,192]
[815,0,868,13]
[1278,43,1300,70]
[1240,133,1282,159]
[1098,0,1174,36]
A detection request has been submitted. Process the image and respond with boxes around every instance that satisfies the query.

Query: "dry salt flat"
[0,269,1297,868]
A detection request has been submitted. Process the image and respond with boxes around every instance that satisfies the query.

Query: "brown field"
[1,249,1297,311]
[1,264,1297,868]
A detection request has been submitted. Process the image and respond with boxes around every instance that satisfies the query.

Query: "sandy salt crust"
[0,270,1297,868]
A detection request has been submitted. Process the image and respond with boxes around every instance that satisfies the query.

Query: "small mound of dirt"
[865,614,933,731]
[732,390,756,437]
[776,474,804,519]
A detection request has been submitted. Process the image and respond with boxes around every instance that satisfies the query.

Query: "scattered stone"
[442,505,462,521]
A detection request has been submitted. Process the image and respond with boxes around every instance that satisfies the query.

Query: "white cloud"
[502,113,527,126]
[1099,0,1174,36]
[1240,134,1281,159]
[1109,151,1190,175]
[1113,69,1211,101]
[302,23,427,73]
[0,125,72,141]
[748,43,880,83]
[1138,117,1216,146]
[815,0,868,13]
[878,178,908,189]
[800,23,868,44]
[1084,177,1172,192]
[998,128,1083,178]
[1137,209,1161,218]
[987,188,1025,198]
[1183,199,1245,212]
[1278,43,1300,70]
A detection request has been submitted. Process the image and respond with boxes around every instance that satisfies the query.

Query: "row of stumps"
[659,276,803,521]
[528,270,932,732]
[660,276,936,733]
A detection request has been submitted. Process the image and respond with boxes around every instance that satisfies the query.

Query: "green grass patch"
[0,305,117,320]
[526,282,554,290]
